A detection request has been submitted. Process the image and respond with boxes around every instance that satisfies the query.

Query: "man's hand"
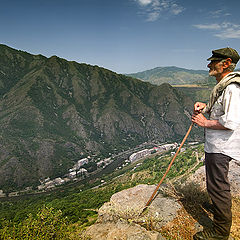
[192,112,207,127]
[192,112,230,130]
[194,102,206,113]
[192,102,208,128]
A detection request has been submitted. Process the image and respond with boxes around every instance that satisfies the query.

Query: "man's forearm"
[192,113,230,130]
[204,119,229,130]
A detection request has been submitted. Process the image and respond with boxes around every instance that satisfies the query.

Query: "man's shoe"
[193,228,230,240]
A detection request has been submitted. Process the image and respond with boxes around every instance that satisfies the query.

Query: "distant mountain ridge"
[127,66,211,86]
[0,44,201,191]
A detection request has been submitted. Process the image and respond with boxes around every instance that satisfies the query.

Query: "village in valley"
[0,141,200,198]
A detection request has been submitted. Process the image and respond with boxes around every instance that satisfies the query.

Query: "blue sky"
[1,0,240,73]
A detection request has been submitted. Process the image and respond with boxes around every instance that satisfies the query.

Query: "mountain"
[127,66,217,104]
[127,66,213,86]
[0,44,201,191]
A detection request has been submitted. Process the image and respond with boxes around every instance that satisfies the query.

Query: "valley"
[0,142,205,235]
[0,44,222,239]
[0,44,203,192]
[0,140,187,198]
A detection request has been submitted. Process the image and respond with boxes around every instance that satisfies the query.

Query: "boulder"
[84,184,182,240]
[189,159,240,197]
[84,220,164,240]
[83,160,240,239]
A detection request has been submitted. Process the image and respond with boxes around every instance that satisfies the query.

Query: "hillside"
[0,44,202,191]
[0,143,239,239]
[127,66,214,86]
[127,66,217,103]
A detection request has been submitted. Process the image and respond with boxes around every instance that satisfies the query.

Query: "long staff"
[143,123,194,210]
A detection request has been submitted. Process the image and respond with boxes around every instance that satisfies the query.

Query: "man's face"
[207,60,224,78]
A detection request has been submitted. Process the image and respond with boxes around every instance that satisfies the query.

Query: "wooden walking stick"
[142,122,194,212]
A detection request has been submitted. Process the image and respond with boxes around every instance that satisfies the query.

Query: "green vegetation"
[0,144,204,238]
[130,144,204,185]
[127,66,210,86]
[0,206,69,239]
[175,86,213,103]
[127,66,216,104]
[0,44,203,191]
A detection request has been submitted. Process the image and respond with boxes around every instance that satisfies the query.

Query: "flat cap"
[207,47,240,64]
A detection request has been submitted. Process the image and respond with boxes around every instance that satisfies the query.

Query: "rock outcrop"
[189,159,240,197]
[83,160,240,240]
[84,184,181,240]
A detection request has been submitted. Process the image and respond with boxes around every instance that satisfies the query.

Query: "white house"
[129,149,151,162]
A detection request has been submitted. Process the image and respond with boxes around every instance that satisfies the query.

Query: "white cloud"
[215,28,240,39]
[193,24,221,30]
[135,0,184,22]
[209,9,231,19]
[147,11,160,21]
[170,3,184,15]
[137,0,152,6]
[193,21,240,39]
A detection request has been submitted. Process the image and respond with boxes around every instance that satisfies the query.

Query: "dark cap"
[207,47,240,64]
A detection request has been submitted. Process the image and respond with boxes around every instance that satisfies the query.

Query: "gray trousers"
[205,152,232,235]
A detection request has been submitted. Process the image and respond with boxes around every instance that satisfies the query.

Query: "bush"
[0,206,69,240]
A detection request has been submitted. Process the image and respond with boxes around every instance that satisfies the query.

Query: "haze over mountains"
[0,44,203,191]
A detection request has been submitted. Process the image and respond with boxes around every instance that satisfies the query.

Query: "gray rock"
[189,159,240,197]
[84,184,182,239]
[84,220,165,240]
[229,160,240,197]
[84,159,240,240]
[98,184,181,230]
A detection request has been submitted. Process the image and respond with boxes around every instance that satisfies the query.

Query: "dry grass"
[69,182,240,240]
[231,197,240,240]
[160,183,240,240]
[161,207,199,240]
[172,84,207,88]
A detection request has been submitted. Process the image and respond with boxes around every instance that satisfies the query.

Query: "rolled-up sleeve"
[218,83,240,130]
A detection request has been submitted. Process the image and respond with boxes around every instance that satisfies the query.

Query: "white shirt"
[204,82,240,161]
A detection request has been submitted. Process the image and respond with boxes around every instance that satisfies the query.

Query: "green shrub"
[0,206,69,240]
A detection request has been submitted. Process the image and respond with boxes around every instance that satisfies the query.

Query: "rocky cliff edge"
[83,160,240,240]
